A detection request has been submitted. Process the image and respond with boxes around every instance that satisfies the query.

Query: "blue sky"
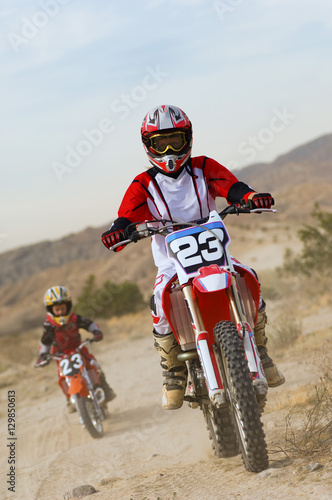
[1,0,332,253]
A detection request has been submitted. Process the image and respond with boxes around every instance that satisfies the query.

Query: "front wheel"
[75,395,104,438]
[214,321,268,472]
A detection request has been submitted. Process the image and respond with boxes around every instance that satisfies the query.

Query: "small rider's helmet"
[141,105,192,175]
[43,286,72,326]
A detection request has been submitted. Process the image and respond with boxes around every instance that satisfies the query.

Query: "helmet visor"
[149,131,187,155]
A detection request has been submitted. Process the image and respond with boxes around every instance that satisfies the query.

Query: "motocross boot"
[66,397,76,414]
[99,372,117,402]
[254,301,285,388]
[153,331,188,410]
[90,360,117,402]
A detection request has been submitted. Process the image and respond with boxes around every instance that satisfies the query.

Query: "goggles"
[149,131,187,154]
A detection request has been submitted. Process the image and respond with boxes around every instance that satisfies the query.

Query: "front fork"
[84,369,104,419]
[227,277,266,382]
[182,285,226,407]
[182,278,266,407]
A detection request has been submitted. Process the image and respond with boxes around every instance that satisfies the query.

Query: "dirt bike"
[110,202,275,472]
[36,340,107,438]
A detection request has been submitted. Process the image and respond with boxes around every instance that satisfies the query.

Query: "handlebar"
[34,339,94,367]
[109,203,276,251]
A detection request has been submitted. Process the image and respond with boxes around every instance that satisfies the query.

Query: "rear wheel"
[189,358,239,458]
[214,320,268,472]
[76,395,104,438]
[202,403,239,458]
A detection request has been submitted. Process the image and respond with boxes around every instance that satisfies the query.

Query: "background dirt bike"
[36,340,107,438]
[111,203,275,472]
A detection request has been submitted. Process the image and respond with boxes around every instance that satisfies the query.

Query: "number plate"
[59,353,84,377]
[166,221,229,278]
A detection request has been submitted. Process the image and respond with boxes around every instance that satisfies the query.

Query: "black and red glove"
[248,193,274,210]
[35,353,50,368]
[101,229,124,251]
[92,330,103,342]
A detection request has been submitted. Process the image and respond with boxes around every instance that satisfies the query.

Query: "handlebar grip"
[109,238,132,251]
[34,359,50,368]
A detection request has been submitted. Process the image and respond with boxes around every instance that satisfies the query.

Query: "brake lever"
[249,208,277,213]
[109,238,132,251]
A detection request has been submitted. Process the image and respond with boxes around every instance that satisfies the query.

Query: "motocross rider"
[35,285,116,410]
[101,105,285,410]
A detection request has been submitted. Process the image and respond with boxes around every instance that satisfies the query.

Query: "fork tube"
[226,279,265,378]
[182,285,224,400]
[182,285,205,332]
[226,278,246,325]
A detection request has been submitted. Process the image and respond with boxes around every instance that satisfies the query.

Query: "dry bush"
[267,384,316,413]
[276,355,332,458]
[269,315,302,351]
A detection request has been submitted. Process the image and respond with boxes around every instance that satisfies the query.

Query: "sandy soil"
[0,308,332,500]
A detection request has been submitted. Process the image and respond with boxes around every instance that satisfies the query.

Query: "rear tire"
[214,320,268,472]
[76,395,104,438]
[202,403,239,458]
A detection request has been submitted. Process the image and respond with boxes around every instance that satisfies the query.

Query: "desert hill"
[236,133,332,220]
[0,132,331,335]
[238,133,332,192]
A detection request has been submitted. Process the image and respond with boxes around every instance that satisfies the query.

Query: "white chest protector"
[146,167,218,269]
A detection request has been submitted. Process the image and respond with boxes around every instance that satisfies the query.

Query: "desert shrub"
[283,205,332,276]
[279,356,332,458]
[269,315,302,350]
[75,274,146,319]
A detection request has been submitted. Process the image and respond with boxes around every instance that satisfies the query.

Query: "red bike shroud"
[162,264,260,345]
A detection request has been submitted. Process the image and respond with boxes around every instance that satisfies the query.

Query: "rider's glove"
[248,193,274,210]
[101,229,124,251]
[92,330,103,342]
[35,353,50,367]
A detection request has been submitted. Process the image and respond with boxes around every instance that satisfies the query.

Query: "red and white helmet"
[141,105,193,174]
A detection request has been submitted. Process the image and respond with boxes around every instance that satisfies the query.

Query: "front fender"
[193,264,232,293]
[67,375,89,397]
[192,265,233,343]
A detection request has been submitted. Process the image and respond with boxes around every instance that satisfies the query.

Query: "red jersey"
[41,313,99,353]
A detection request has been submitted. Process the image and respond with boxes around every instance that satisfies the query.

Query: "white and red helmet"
[141,105,193,174]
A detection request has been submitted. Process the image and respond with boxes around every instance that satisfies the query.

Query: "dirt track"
[1,315,332,500]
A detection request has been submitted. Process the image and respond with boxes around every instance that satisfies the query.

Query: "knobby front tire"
[76,395,104,439]
[214,320,268,472]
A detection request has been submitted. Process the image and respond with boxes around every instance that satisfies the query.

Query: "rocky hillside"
[0,226,108,288]
[236,133,332,220]
[0,133,331,335]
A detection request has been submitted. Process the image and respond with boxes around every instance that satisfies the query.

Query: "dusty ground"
[0,306,331,500]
